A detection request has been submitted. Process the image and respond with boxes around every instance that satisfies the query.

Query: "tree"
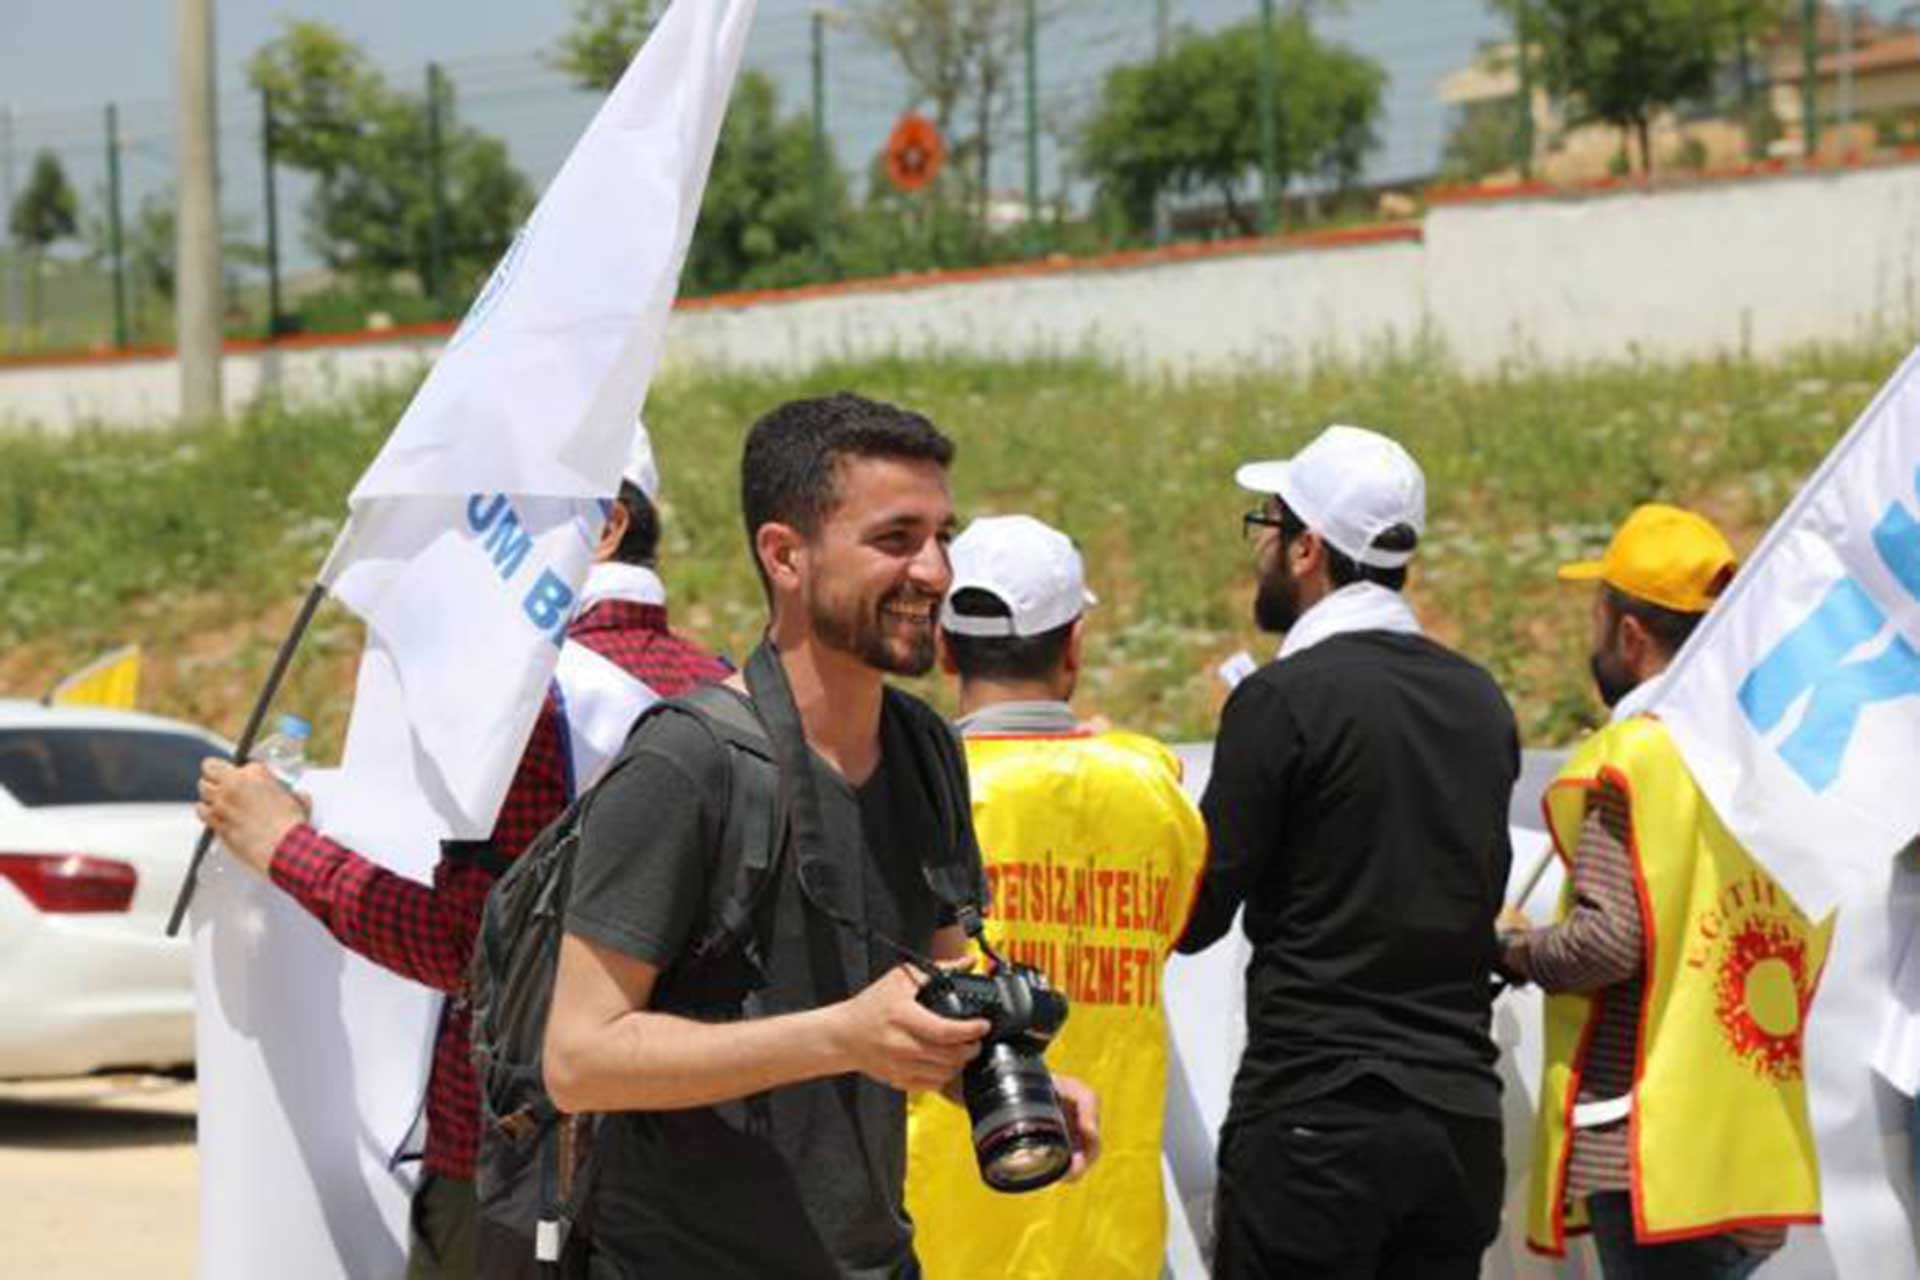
[1078,16,1384,237]
[1498,0,1778,175]
[551,0,661,91]
[1441,100,1525,182]
[9,150,79,327]
[86,188,259,334]
[857,0,1050,228]
[683,71,849,293]
[247,22,533,301]
[550,10,845,293]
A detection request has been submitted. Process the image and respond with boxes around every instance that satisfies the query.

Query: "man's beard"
[809,582,939,676]
[1254,555,1304,634]
[1589,647,1637,709]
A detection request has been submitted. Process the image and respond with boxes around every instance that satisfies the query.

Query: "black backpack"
[466,680,786,1278]
[466,641,984,1278]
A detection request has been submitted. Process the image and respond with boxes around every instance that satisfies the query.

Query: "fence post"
[811,9,830,270]
[260,86,283,338]
[1802,0,1820,160]
[2,103,17,348]
[1512,0,1534,179]
[1024,0,1042,253]
[1258,0,1278,234]
[105,103,128,349]
[425,61,449,311]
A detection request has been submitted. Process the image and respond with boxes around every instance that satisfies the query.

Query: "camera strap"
[742,638,978,977]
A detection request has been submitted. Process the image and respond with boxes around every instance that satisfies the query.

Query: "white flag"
[1651,347,1920,1277]
[323,0,757,837]
[194,5,757,1275]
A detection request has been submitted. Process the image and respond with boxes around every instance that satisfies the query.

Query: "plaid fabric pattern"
[270,598,730,1178]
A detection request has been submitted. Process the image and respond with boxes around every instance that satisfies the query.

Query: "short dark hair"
[941,588,1075,682]
[1277,500,1413,592]
[611,480,660,567]
[1604,584,1706,657]
[740,392,956,592]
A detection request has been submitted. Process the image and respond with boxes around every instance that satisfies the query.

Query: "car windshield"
[0,728,225,807]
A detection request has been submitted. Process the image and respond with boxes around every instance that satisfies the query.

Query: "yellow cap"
[1558,504,1737,614]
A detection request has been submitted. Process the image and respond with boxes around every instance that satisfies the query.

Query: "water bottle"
[253,713,311,787]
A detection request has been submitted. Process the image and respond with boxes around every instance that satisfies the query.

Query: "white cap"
[940,515,1097,638]
[1234,424,1425,569]
[621,419,661,502]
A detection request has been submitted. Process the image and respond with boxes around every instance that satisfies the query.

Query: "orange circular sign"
[885,113,943,193]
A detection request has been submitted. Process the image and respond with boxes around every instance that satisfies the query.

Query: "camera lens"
[964,1043,1072,1193]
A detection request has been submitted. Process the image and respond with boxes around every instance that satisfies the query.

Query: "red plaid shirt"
[270,598,730,1179]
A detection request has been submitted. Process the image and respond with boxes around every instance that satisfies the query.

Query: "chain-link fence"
[0,0,1892,358]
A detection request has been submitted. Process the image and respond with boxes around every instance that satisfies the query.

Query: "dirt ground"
[0,1076,197,1279]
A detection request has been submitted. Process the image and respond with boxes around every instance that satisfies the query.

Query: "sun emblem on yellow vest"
[1690,871,1817,1083]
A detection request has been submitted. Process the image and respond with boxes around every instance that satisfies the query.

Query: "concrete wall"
[1423,163,1920,367]
[8,158,1920,433]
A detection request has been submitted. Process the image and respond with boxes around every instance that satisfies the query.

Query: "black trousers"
[1211,1078,1504,1280]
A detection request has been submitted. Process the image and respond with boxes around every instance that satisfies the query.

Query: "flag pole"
[165,581,328,936]
[1510,842,1557,913]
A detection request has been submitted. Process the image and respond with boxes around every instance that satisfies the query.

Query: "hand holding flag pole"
[166,581,328,936]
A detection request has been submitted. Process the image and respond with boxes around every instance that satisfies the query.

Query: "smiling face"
[798,454,956,676]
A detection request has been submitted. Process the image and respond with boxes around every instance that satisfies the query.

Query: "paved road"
[0,1077,196,1279]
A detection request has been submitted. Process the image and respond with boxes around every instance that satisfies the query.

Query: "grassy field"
[0,342,1897,754]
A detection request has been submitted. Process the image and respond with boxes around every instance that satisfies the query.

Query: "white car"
[0,700,229,1078]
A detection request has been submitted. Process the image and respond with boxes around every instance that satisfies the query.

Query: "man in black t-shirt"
[1179,425,1519,1279]
[543,393,1099,1279]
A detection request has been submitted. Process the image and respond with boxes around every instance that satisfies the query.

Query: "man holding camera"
[542,394,1097,1279]
[1179,426,1519,1279]
[906,515,1207,1279]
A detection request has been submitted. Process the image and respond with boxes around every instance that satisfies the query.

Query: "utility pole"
[105,103,128,349]
[425,61,449,312]
[175,0,223,423]
[1512,0,1534,179]
[3,103,19,348]
[1024,0,1041,253]
[1156,0,1171,58]
[1258,0,1278,234]
[1802,0,1820,161]
[260,86,283,338]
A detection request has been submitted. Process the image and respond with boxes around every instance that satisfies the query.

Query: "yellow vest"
[906,729,1207,1280]
[1526,716,1831,1254]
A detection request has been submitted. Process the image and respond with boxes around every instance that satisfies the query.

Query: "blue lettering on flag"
[1871,466,1920,602]
[1738,471,1920,791]
[467,493,507,534]
[524,569,574,647]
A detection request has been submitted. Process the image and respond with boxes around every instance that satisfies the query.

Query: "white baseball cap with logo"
[622,418,662,502]
[1234,424,1426,569]
[940,515,1098,638]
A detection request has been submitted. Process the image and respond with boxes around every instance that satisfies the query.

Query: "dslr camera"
[917,960,1072,1193]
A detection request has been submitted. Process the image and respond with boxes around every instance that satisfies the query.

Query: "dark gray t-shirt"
[564,694,959,1280]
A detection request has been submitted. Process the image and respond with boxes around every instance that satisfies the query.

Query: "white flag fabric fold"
[1653,347,1920,914]
[320,0,757,836]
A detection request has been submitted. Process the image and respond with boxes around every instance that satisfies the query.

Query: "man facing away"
[1501,503,1822,1277]
[195,426,729,1279]
[1178,424,1520,1279]
[905,514,1207,1279]
[540,394,1097,1280]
